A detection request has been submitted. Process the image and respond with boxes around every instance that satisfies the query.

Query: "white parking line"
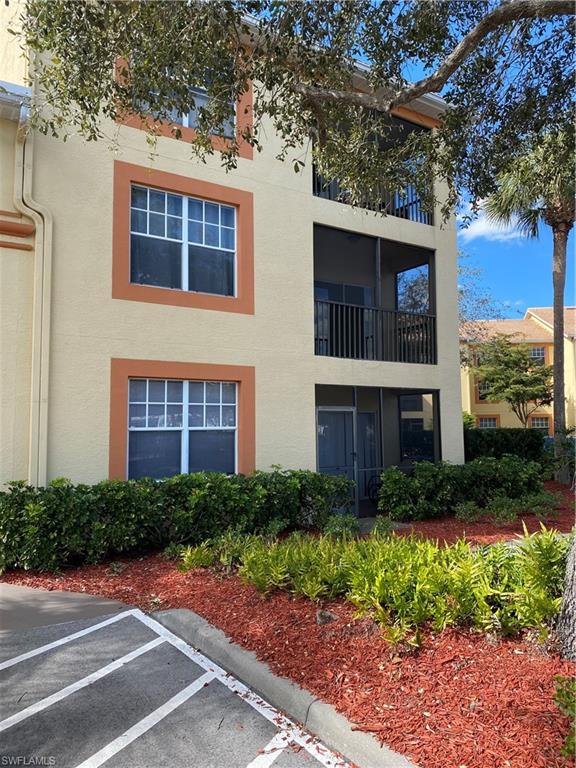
[2,608,349,768]
[0,609,139,671]
[245,732,291,768]
[131,610,350,768]
[0,637,164,733]
[74,671,215,768]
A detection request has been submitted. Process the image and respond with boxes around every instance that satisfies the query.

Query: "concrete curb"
[153,608,416,768]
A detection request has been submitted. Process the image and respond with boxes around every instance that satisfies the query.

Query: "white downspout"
[13,107,52,486]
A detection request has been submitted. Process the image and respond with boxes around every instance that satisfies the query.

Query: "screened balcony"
[312,113,433,225]
[314,225,437,365]
[314,303,436,364]
[316,385,441,515]
[313,171,433,226]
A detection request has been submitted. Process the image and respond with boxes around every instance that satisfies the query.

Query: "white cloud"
[458,201,524,244]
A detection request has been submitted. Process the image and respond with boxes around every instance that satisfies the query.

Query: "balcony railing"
[312,169,433,225]
[314,300,437,364]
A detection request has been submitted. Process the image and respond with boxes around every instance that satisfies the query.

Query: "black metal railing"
[314,300,437,364]
[312,169,433,225]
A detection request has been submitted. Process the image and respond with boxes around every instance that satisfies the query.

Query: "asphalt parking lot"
[0,609,350,768]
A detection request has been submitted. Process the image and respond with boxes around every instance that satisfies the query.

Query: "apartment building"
[0,34,463,513]
[461,308,576,434]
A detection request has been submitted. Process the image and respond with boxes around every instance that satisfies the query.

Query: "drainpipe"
[13,101,53,487]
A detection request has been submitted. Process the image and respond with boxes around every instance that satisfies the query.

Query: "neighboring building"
[461,308,576,434]
[0,16,464,513]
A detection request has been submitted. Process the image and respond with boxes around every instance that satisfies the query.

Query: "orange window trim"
[112,161,254,314]
[0,241,34,252]
[118,78,253,161]
[0,219,35,237]
[109,358,256,479]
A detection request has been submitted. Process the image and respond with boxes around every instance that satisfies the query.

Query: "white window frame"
[127,378,237,477]
[531,416,550,432]
[478,417,498,429]
[174,87,236,139]
[477,380,491,400]
[130,185,237,298]
[529,347,546,365]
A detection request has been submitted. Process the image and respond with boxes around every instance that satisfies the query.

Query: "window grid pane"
[187,197,236,252]
[128,379,236,431]
[478,418,498,429]
[128,378,237,479]
[130,184,236,297]
[130,185,183,243]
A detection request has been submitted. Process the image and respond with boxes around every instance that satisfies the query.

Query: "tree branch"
[293,0,575,113]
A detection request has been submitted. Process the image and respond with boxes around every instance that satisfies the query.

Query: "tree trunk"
[552,224,569,484]
[557,535,576,660]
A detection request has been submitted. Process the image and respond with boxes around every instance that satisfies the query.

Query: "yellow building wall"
[461,340,576,432]
[0,118,34,481]
[0,0,28,86]
[1,102,463,484]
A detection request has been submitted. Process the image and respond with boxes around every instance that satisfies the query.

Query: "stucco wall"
[0,1,27,87]
[2,108,463,484]
[461,339,576,431]
[0,118,33,481]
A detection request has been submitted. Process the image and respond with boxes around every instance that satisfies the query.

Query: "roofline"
[0,80,31,122]
[241,16,448,119]
[525,307,576,339]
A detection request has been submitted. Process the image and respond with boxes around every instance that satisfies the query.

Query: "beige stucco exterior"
[461,311,576,432]
[0,61,463,487]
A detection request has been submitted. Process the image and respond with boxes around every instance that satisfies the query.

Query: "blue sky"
[457,212,575,319]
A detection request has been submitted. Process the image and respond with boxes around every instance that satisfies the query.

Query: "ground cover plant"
[179,525,571,643]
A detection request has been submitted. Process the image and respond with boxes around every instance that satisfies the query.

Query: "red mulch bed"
[401,481,575,545]
[3,555,574,768]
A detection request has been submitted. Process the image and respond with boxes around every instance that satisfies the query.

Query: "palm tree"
[484,129,575,662]
[484,129,574,484]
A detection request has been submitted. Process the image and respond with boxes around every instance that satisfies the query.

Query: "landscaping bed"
[402,481,574,545]
[2,553,574,768]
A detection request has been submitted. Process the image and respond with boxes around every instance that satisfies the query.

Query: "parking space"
[0,609,350,768]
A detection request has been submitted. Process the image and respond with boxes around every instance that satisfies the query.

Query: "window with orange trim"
[113,162,254,314]
[477,416,499,429]
[120,79,253,161]
[530,415,550,434]
[109,358,255,480]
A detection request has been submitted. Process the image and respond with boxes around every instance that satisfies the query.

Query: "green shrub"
[518,491,561,521]
[378,455,543,521]
[0,470,354,572]
[181,526,569,640]
[554,675,576,757]
[464,428,545,462]
[323,513,360,538]
[485,496,521,525]
[371,515,394,536]
[454,500,484,523]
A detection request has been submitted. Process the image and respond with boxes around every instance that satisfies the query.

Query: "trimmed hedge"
[0,470,353,572]
[378,455,543,521]
[464,428,545,462]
